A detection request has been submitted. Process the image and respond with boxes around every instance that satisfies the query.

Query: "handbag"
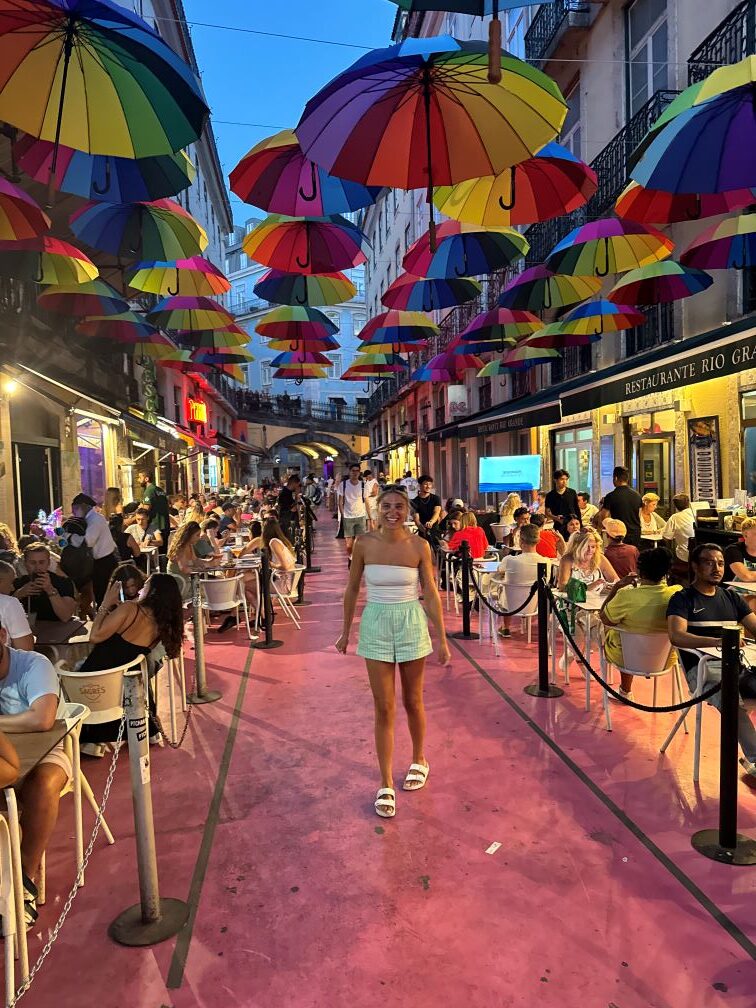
[738,653,756,700]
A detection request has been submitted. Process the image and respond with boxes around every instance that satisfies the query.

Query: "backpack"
[58,518,94,589]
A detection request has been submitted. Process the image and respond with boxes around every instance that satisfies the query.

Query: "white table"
[725,581,756,594]
[550,589,608,691]
[141,543,159,575]
[641,532,664,546]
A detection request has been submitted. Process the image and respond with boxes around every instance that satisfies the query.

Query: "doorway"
[625,409,676,514]
[13,443,61,535]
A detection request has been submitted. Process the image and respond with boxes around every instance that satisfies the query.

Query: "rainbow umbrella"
[526,323,602,349]
[608,261,713,304]
[433,142,597,227]
[498,266,601,311]
[502,343,561,368]
[271,350,332,368]
[381,274,482,311]
[70,198,207,259]
[359,310,439,345]
[680,213,756,270]
[274,364,328,382]
[140,345,190,362]
[0,0,208,166]
[230,130,384,216]
[410,350,483,382]
[459,307,542,347]
[243,214,369,274]
[357,338,428,353]
[296,37,566,245]
[557,299,646,336]
[147,296,235,331]
[0,177,50,240]
[37,278,127,316]
[404,221,528,278]
[193,348,255,365]
[0,235,97,283]
[76,310,163,342]
[253,269,356,307]
[546,218,674,277]
[14,135,195,203]
[267,335,341,352]
[256,306,339,340]
[176,326,248,349]
[126,256,229,297]
[614,181,755,225]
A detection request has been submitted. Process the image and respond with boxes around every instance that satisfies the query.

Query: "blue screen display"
[479,455,541,493]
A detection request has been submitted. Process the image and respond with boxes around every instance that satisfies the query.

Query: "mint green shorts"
[356,600,433,663]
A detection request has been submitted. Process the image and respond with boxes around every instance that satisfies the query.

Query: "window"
[627,0,668,117]
[561,83,581,159]
[326,353,342,379]
[235,284,246,305]
[395,245,402,273]
[173,384,181,424]
[261,363,272,387]
[353,314,366,333]
[478,379,492,412]
[551,425,593,494]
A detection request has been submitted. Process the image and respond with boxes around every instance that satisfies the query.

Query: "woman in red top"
[444,512,489,559]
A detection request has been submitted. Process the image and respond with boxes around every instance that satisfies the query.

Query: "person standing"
[410,475,442,546]
[362,469,380,531]
[597,466,643,549]
[71,494,118,607]
[278,474,301,545]
[336,484,450,818]
[661,493,696,581]
[577,492,598,527]
[337,463,368,565]
[137,469,170,558]
[400,470,419,499]
[545,470,580,538]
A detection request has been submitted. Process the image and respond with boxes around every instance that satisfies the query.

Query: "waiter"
[71,493,118,607]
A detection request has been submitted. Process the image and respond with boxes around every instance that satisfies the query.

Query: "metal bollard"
[525,564,564,699]
[304,504,321,574]
[109,670,189,946]
[692,624,756,865]
[449,540,476,641]
[187,570,221,705]
[293,513,311,607]
[253,547,284,650]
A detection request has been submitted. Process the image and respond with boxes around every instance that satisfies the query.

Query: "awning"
[11,365,122,422]
[124,411,175,453]
[459,399,562,438]
[216,433,265,457]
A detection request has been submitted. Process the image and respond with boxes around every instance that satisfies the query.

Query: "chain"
[151,665,196,750]
[10,716,127,1006]
[468,568,538,617]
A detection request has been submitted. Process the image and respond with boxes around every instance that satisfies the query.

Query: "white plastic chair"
[490,523,509,545]
[501,575,539,644]
[599,632,686,733]
[660,650,707,780]
[200,574,255,639]
[270,565,305,629]
[0,814,17,1005]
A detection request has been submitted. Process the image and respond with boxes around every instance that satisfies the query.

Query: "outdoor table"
[141,544,159,575]
[10,720,74,787]
[725,581,756,593]
[34,618,92,666]
[550,588,607,686]
[640,532,664,548]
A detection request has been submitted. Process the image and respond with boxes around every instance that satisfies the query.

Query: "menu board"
[687,416,721,505]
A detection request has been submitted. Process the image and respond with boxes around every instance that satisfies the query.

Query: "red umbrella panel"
[0,176,50,240]
[243,214,369,274]
[615,181,756,225]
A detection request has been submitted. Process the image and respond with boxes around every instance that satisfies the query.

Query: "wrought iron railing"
[232,389,365,425]
[550,344,594,384]
[688,0,755,82]
[624,302,676,357]
[525,0,591,63]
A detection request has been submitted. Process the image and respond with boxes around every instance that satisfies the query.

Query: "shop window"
[551,425,592,494]
[625,409,676,510]
[627,0,668,117]
[77,418,106,503]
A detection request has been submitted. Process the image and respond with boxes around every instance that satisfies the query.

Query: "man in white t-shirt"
[0,561,34,649]
[362,468,379,530]
[495,523,543,638]
[337,463,368,564]
[401,471,419,498]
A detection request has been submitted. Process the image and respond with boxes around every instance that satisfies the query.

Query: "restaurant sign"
[187,396,208,424]
[461,401,562,438]
[561,329,756,416]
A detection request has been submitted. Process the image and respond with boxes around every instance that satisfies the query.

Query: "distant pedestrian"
[545,470,579,537]
[337,463,367,565]
[597,467,643,549]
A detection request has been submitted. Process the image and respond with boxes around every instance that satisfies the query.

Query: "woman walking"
[336,484,450,819]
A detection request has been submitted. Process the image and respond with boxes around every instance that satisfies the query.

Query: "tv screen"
[479,455,541,493]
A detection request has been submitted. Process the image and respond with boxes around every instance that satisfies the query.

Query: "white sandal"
[403,762,429,791]
[375,788,396,818]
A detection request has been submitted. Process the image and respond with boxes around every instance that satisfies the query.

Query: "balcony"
[525,0,594,66]
[688,0,755,83]
[624,301,676,357]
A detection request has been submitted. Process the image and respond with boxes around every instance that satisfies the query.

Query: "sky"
[182,0,398,225]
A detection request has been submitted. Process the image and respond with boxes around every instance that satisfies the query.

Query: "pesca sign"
[187,396,208,424]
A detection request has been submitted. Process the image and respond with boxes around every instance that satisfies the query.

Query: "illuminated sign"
[187,397,207,424]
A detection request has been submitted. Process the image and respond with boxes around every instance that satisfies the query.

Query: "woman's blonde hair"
[103,487,122,518]
[0,522,18,553]
[499,493,522,524]
[460,511,478,529]
[376,483,410,507]
[168,521,200,560]
[741,517,756,532]
[183,502,205,524]
[563,529,603,572]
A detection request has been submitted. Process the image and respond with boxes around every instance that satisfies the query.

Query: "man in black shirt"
[278,474,301,543]
[13,543,76,623]
[411,475,442,549]
[723,516,756,589]
[667,542,756,778]
[597,466,643,548]
[217,502,239,537]
[544,470,579,536]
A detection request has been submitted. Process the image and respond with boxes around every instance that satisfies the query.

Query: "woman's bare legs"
[399,658,427,767]
[366,659,396,789]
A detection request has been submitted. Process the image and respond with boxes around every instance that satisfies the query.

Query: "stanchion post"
[304,503,320,574]
[449,540,476,641]
[253,547,284,650]
[294,507,311,607]
[186,570,221,705]
[525,564,564,699]
[109,670,188,946]
[692,624,756,865]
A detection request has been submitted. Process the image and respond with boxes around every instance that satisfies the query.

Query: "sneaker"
[739,757,756,782]
[215,614,237,634]
[22,874,38,931]
[609,687,634,703]
[80,742,106,758]
[498,627,511,638]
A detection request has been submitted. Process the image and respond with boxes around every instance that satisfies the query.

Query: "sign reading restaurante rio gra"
[187,396,208,424]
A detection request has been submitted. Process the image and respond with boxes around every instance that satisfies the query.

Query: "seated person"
[0,560,34,649]
[130,507,163,548]
[724,516,756,611]
[0,729,19,788]
[0,522,19,569]
[108,562,146,603]
[530,512,563,560]
[577,492,598,527]
[600,549,681,700]
[0,628,70,926]
[440,511,489,559]
[562,513,582,544]
[167,521,204,599]
[558,529,617,591]
[494,523,542,638]
[109,513,141,563]
[439,506,464,538]
[603,518,639,579]
[667,543,756,781]
[13,542,76,623]
[217,502,239,537]
[196,517,228,559]
[16,534,61,576]
[508,507,531,550]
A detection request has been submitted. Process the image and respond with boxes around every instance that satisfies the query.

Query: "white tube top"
[364,564,420,603]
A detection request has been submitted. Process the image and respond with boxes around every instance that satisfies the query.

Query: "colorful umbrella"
[526,323,602,349]
[0,176,50,240]
[230,129,384,216]
[176,326,248,349]
[545,218,674,277]
[502,343,561,368]
[192,348,255,365]
[14,135,196,203]
[357,338,429,354]
[0,235,97,284]
[359,310,439,344]
[557,299,646,336]
[270,350,332,367]
[433,142,596,227]
[37,278,127,316]
[243,214,368,274]
[76,311,165,343]
[404,221,528,278]
[0,0,208,163]
[273,364,328,382]
[614,180,755,225]
[410,349,483,382]
[147,296,235,331]
[381,274,482,311]
[608,261,713,305]
[70,198,207,260]
[267,335,341,352]
[126,256,229,297]
[256,306,339,340]
[498,266,601,310]
[476,358,524,376]
[459,307,542,347]
[296,37,566,244]
[253,269,356,307]
[680,213,756,270]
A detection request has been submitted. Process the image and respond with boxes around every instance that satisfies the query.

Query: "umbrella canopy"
[404,221,529,278]
[126,256,229,298]
[256,306,339,340]
[381,274,482,311]
[498,265,601,311]
[526,323,601,348]
[243,214,368,274]
[193,348,255,365]
[502,343,561,368]
[680,212,756,270]
[476,358,525,376]
[0,235,97,283]
[0,0,208,161]
[14,135,195,203]
[0,176,50,240]
[410,349,483,382]
[176,326,248,349]
[230,129,384,216]
[433,142,596,227]
[267,335,341,352]
[76,311,165,342]
[359,310,439,344]
[296,37,566,243]
[614,180,755,225]
[545,218,674,277]
[357,338,429,354]
[37,278,127,316]
[459,307,542,346]
[70,198,207,260]
[608,261,713,304]
[558,299,646,336]
[147,296,235,331]
[270,350,332,367]
[253,269,356,307]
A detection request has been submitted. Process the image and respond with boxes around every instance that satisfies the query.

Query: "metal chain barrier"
[10,715,127,1006]
[469,568,538,618]
[151,662,196,750]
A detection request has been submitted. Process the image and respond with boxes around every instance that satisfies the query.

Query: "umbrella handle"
[685,193,702,220]
[733,251,747,270]
[298,163,318,203]
[295,378,304,387]
[362,384,371,394]
[543,277,552,310]
[497,167,517,211]
[487,9,502,85]
[594,236,610,277]
[296,248,311,270]
[33,255,44,284]
[92,158,112,196]
[453,249,469,277]
[166,268,180,297]
[422,295,434,313]
[594,316,604,337]
[294,290,308,305]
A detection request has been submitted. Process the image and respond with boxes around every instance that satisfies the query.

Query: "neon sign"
[187,397,207,424]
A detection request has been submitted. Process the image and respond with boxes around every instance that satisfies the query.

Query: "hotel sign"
[187,397,208,424]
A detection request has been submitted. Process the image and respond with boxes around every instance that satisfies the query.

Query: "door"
[458,445,469,503]
[13,443,61,535]
[633,435,674,512]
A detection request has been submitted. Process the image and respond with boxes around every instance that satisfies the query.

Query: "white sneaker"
[609,688,634,704]
[739,758,756,781]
